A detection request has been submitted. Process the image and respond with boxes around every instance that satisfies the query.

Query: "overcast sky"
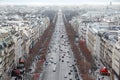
[0,0,120,5]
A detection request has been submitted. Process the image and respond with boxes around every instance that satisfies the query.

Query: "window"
[15,33,19,37]
[107,49,112,54]
[9,49,15,55]
[0,76,2,80]
[8,41,14,48]
[3,43,7,47]
[115,47,120,52]
[0,60,2,64]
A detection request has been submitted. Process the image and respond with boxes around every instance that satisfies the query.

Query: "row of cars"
[42,12,80,80]
[45,56,57,72]
[58,20,80,80]
[61,54,79,80]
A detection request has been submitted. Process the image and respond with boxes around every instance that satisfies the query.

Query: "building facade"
[0,29,15,80]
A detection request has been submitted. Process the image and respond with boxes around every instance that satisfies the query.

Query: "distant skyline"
[0,0,120,5]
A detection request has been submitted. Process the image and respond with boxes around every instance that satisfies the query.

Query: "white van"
[53,65,56,72]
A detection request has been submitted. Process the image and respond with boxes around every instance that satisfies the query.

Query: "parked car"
[64,74,67,78]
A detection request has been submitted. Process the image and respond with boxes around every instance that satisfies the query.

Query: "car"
[62,60,64,62]
[54,62,57,65]
[59,59,61,61]
[69,65,72,67]
[64,75,67,78]
[98,64,100,67]
[74,69,77,72]
[53,66,56,72]
[16,75,22,80]
[72,64,74,67]
[70,70,73,72]
[48,62,51,65]
[53,69,56,72]
[68,72,71,75]
[28,68,32,72]
[62,56,64,58]
[51,57,53,59]
[74,60,76,62]
[11,77,16,80]
[51,61,54,64]
[67,61,69,63]
[75,74,78,78]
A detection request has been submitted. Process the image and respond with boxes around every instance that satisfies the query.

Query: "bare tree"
[63,15,95,80]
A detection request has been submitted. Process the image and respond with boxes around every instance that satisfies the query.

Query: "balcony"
[9,49,15,58]
[0,58,2,64]
[8,41,14,48]
[7,42,14,53]
[0,64,2,69]
[0,50,4,57]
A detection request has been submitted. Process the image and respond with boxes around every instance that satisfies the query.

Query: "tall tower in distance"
[110,1,112,7]
[109,1,113,10]
[106,1,112,10]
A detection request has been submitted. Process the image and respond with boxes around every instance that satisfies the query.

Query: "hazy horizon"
[0,0,120,5]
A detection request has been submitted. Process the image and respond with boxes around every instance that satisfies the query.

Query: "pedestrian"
[15,77,17,80]
[98,77,100,80]
[101,77,104,80]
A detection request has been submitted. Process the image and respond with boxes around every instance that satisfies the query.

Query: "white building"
[12,31,23,65]
[86,22,110,58]
[20,26,32,57]
[99,27,120,77]
[0,28,15,80]
[112,36,120,76]
[30,17,50,48]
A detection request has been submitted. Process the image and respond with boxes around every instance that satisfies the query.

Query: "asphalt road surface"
[39,10,81,80]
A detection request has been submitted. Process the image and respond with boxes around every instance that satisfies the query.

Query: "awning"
[79,40,85,44]
[19,59,25,63]
[14,69,20,74]
[34,73,39,78]
[100,67,108,73]
[29,48,33,53]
